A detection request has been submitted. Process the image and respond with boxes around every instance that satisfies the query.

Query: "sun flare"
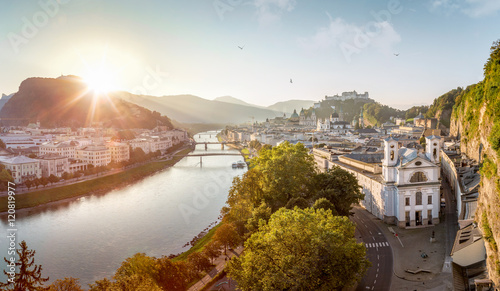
[83,68,119,94]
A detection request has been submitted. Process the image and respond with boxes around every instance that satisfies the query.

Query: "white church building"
[330,135,442,228]
[316,111,352,134]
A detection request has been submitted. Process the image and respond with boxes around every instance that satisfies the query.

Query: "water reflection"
[0,131,245,286]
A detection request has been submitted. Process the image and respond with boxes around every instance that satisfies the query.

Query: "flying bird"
[238,45,245,50]
[290,78,293,83]
[394,53,399,56]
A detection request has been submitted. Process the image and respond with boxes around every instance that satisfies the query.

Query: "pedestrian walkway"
[366,210,454,290]
[364,241,390,248]
[188,246,243,291]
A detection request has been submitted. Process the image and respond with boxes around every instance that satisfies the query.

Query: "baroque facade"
[331,135,442,228]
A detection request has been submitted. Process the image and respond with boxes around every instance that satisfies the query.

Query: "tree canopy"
[227,207,370,290]
[1,240,49,290]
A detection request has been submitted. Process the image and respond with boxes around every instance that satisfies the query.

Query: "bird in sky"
[394,53,399,56]
[290,78,293,83]
[238,45,245,50]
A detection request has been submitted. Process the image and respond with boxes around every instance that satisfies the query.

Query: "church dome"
[291,109,299,119]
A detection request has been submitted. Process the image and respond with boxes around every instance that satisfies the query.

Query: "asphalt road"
[351,207,393,291]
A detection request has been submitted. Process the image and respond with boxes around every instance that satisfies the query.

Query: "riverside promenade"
[188,246,243,291]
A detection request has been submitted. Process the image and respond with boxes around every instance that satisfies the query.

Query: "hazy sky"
[0,0,499,109]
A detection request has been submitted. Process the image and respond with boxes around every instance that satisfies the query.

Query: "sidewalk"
[188,246,244,291]
[366,210,454,290]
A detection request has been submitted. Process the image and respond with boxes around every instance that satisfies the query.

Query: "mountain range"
[0,76,173,129]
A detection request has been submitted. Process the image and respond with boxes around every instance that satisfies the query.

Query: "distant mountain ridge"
[267,100,315,115]
[214,96,315,116]
[0,93,15,112]
[116,93,284,124]
[0,77,173,129]
[214,96,265,108]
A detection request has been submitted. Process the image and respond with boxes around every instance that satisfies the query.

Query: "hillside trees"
[363,103,404,126]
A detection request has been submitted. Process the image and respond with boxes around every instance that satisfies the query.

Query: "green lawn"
[173,223,222,261]
[0,148,192,213]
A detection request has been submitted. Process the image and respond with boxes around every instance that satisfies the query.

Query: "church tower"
[359,109,364,128]
[382,136,398,182]
[425,135,441,164]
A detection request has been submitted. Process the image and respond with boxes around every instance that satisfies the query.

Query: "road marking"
[378,263,380,267]
[377,255,379,260]
[377,268,379,273]
[365,287,370,289]
[369,230,372,234]
[374,280,376,284]
[376,274,378,278]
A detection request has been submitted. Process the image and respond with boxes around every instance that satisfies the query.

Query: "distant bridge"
[184,153,242,157]
[174,152,244,167]
[194,141,240,150]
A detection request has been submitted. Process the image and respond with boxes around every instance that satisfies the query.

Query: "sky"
[0,0,499,109]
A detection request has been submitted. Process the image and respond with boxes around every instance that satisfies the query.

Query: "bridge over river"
[173,152,244,167]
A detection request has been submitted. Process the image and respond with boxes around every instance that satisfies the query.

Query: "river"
[0,131,246,287]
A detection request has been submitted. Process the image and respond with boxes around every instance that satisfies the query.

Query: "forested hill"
[425,88,462,129]
[450,40,500,286]
[0,76,173,129]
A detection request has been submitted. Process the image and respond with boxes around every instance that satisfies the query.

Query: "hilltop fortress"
[314,90,370,108]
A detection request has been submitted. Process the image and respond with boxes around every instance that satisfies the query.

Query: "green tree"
[202,241,222,265]
[48,174,59,185]
[250,141,316,211]
[187,252,212,273]
[33,178,41,189]
[113,253,159,290]
[0,167,13,191]
[313,167,364,216]
[245,202,272,234]
[213,223,240,255]
[312,198,338,215]
[0,240,49,290]
[88,278,115,291]
[39,177,49,188]
[152,258,191,291]
[221,169,265,231]
[25,179,33,191]
[48,277,84,291]
[61,172,71,180]
[285,197,309,209]
[227,208,370,291]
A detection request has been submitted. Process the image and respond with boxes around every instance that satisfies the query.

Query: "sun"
[83,67,119,94]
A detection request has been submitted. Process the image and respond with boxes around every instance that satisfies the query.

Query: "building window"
[405,197,410,206]
[416,192,422,205]
[428,195,432,204]
[410,172,428,183]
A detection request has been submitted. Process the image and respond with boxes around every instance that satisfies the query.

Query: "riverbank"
[0,146,193,213]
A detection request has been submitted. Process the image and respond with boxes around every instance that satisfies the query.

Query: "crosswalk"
[364,241,390,248]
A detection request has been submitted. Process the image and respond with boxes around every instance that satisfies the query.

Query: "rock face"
[450,40,500,286]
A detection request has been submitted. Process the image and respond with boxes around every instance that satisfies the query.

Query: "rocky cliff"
[450,40,500,285]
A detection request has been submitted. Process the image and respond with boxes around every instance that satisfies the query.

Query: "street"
[351,206,393,291]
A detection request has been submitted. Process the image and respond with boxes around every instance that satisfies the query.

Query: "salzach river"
[0,131,246,287]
